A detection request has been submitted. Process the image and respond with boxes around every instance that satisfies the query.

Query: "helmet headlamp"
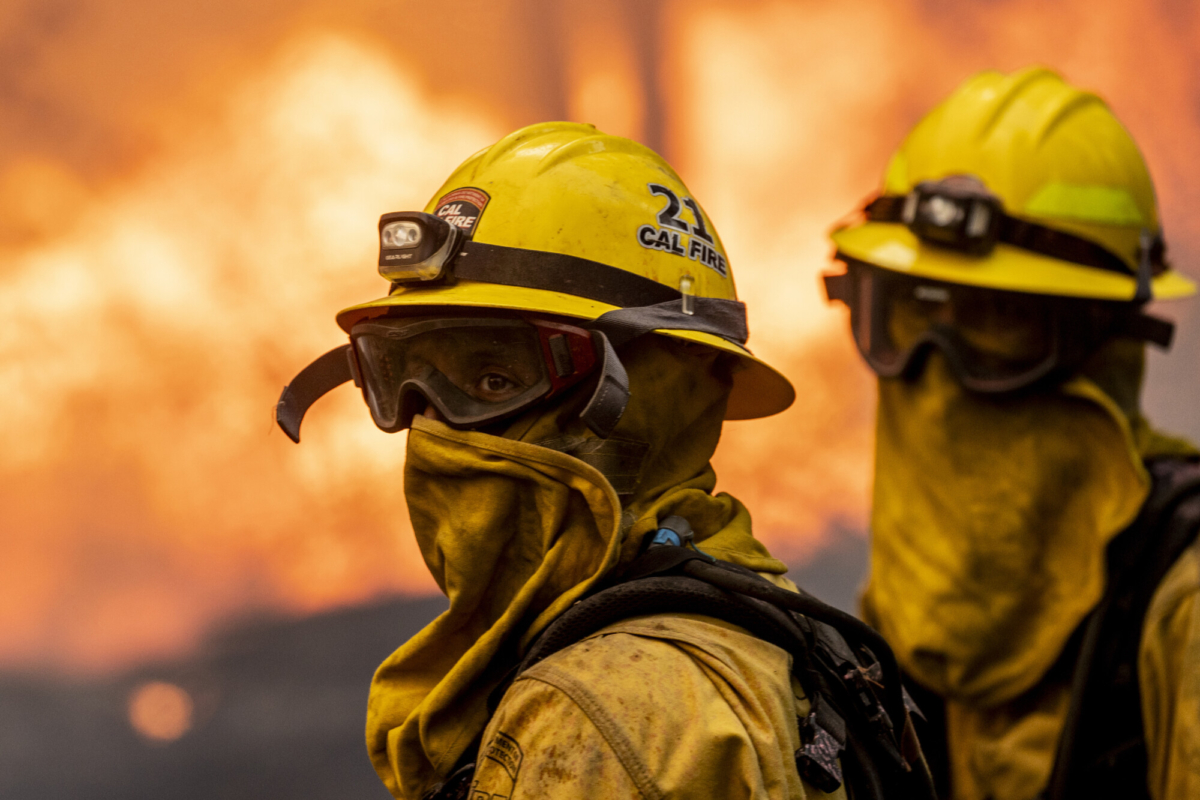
[863,175,1168,292]
[380,220,421,248]
[902,176,1002,256]
[377,211,463,282]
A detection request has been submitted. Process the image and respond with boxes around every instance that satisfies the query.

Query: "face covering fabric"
[863,356,1151,708]
[365,338,785,799]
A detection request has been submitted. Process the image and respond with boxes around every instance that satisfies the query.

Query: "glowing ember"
[128,680,194,742]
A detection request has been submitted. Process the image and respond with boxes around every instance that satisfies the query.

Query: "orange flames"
[2,0,1199,673]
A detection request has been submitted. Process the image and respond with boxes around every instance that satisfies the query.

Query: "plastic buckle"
[796,713,846,792]
[646,515,717,562]
[649,528,684,547]
[649,515,695,548]
[843,664,908,768]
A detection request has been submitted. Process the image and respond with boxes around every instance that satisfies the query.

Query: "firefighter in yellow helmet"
[280,123,933,800]
[825,67,1200,800]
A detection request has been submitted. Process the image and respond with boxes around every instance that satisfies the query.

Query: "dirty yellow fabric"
[472,613,846,800]
[366,338,789,799]
[864,340,1200,800]
[864,355,1150,707]
[938,536,1200,800]
[1140,536,1200,800]
[941,682,1073,800]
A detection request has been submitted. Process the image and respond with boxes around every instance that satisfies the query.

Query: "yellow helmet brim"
[832,221,1197,301]
[336,281,796,421]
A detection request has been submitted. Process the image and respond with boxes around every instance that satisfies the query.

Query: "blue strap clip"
[649,515,714,560]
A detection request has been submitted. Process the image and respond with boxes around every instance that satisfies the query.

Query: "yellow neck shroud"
[367,338,785,799]
[864,357,1153,707]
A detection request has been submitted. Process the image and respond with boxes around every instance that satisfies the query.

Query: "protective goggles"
[276,209,753,444]
[865,175,1168,303]
[349,315,598,432]
[824,260,1174,393]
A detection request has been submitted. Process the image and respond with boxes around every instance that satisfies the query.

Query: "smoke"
[0,33,498,671]
[685,0,1200,552]
[3,0,1200,673]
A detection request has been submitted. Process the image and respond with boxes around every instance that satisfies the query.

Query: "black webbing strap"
[1119,312,1175,349]
[275,345,354,443]
[590,296,749,347]
[1045,457,1200,800]
[449,241,750,347]
[452,241,681,308]
[823,272,851,303]
[862,196,907,226]
[504,546,934,800]
[1000,216,1146,278]
[864,195,1166,279]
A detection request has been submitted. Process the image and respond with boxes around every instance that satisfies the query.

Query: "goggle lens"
[351,316,596,431]
[841,263,1063,391]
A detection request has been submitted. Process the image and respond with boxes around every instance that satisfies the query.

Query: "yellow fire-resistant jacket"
[472,612,847,800]
[940,538,1200,800]
[369,341,863,800]
[1140,538,1200,800]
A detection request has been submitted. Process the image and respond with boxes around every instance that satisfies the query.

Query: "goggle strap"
[579,331,631,438]
[1120,312,1175,349]
[453,242,750,347]
[590,297,749,348]
[275,344,355,443]
[823,272,852,304]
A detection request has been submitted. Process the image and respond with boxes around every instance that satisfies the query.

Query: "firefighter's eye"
[473,372,523,401]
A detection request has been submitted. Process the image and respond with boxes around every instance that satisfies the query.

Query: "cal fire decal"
[637,183,728,277]
[434,187,490,236]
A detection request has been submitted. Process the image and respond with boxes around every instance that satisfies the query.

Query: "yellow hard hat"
[337,121,794,421]
[277,122,794,442]
[831,67,1196,301]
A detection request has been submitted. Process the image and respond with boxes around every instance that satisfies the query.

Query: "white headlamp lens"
[381,221,422,249]
[923,196,962,227]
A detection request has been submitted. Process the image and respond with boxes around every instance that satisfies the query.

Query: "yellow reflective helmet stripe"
[1024,183,1147,227]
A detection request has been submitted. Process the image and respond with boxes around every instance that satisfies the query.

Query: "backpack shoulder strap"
[1045,456,1200,800]
[515,535,935,800]
[425,525,938,800]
